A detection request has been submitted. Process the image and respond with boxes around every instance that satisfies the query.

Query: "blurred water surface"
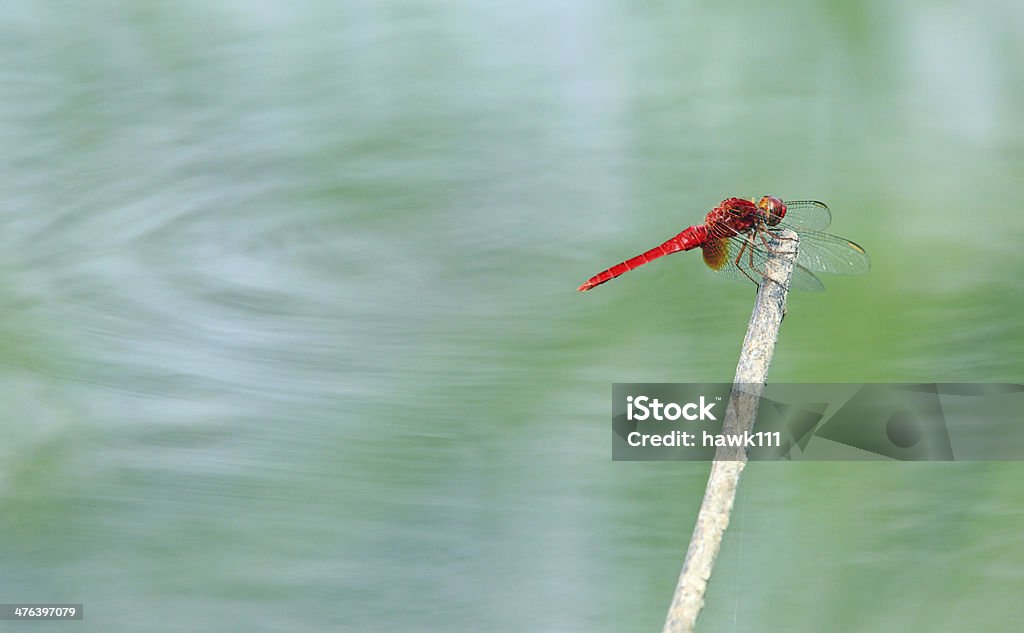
[1,1,1023,632]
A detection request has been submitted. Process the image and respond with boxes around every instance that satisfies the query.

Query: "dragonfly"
[577,196,870,292]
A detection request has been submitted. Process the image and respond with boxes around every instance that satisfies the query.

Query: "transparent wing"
[779,200,832,232]
[784,229,871,276]
[701,234,826,292]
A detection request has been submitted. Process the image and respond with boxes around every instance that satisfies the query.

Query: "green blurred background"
[2,1,1023,631]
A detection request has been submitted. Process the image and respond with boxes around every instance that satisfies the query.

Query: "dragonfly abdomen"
[577,225,707,291]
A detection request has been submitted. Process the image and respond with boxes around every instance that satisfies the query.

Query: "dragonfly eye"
[758,195,786,225]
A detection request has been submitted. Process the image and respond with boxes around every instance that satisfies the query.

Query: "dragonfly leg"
[746,238,771,282]
[753,228,797,286]
[758,228,798,254]
[732,236,762,285]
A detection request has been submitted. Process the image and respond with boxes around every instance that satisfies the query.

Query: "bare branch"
[661,229,797,633]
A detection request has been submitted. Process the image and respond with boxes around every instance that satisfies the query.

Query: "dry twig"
[661,229,798,633]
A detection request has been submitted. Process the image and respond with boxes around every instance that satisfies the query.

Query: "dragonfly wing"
[790,230,871,276]
[701,236,825,292]
[786,262,827,291]
[779,200,832,232]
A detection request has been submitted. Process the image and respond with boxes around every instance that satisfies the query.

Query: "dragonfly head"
[757,195,786,226]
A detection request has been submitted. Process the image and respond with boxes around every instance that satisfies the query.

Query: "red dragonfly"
[577,196,869,292]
